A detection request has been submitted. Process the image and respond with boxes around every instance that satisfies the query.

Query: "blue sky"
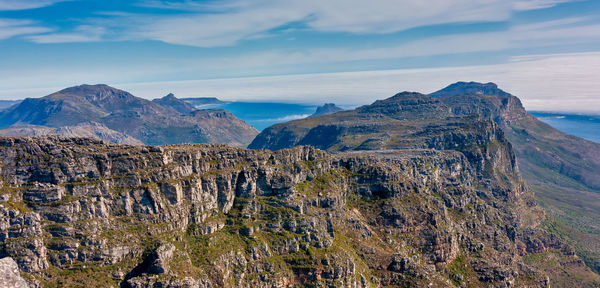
[0,0,599,112]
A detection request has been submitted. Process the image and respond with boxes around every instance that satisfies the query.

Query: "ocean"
[530,112,600,143]
[196,102,318,131]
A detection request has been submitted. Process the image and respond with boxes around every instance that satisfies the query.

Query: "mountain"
[0,84,258,146]
[152,93,197,114]
[249,92,466,151]
[310,103,343,117]
[1,136,598,287]
[181,97,227,106]
[250,81,600,276]
[0,122,143,145]
[429,82,600,274]
[0,100,21,111]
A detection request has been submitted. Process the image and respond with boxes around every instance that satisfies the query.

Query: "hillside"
[0,85,258,147]
[1,136,598,287]
[0,100,21,111]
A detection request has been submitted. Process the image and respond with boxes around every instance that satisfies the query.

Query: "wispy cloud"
[124,0,577,47]
[27,25,105,43]
[512,0,575,10]
[144,16,598,71]
[112,51,600,113]
[0,0,67,11]
[11,0,577,47]
[0,18,51,39]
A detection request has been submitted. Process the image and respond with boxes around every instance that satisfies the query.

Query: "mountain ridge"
[0,84,258,147]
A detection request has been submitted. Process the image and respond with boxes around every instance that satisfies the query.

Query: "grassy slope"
[503,115,600,275]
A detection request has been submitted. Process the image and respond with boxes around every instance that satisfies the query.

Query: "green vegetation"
[294,168,350,197]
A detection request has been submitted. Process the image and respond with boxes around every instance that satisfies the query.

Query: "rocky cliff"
[429,82,600,275]
[1,135,598,287]
[247,85,600,286]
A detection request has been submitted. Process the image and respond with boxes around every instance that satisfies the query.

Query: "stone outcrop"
[0,257,30,288]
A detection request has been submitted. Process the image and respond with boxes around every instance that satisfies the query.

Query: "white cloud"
[0,18,51,39]
[138,17,598,71]
[27,25,105,43]
[107,51,600,113]
[99,0,578,47]
[0,0,67,11]
[512,0,574,10]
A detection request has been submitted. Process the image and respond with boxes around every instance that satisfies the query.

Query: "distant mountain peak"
[310,103,343,117]
[181,97,226,106]
[50,84,136,103]
[152,93,196,115]
[429,81,511,98]
[0,85,258,146]
[57,84,120,94]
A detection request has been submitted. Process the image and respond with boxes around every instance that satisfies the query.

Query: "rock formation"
[0,135,597,287]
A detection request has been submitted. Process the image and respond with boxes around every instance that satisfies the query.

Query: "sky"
[0,0,599,112]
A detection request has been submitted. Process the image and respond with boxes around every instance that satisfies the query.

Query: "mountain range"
[0,85,258,146]
[1,81,599,287]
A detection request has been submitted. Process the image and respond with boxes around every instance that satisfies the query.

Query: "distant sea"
[196,102,318,131]
[530,112,600,143]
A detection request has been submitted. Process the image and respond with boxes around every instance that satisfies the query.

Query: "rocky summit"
[0,85,258,147]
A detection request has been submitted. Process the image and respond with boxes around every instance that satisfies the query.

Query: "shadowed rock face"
[0,100,21,111]
[0,85,258,147]
[1,135,598,287]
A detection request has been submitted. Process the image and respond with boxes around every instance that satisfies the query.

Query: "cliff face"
[1,136,597,287]
[429,82,600,275]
